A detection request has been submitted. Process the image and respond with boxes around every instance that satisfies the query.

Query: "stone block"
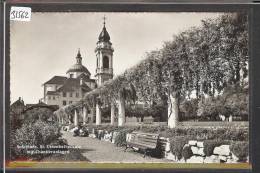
[188,140,197,146]
[219,155,227,162]
[165,141,171,152]
[213,145,230,156]
[133,147,139,151]
[197,147,205,156]
[103,133,112,142]
[197,141,204,148]
[204,155,221,163]
[191,146,199,155]
[231,153,239,162]
[111,132,119,144]
[186,156,204,163]
[89,134,96,138]
[165,152,177,161]
[226,158,236,163]
[69,127,78,133]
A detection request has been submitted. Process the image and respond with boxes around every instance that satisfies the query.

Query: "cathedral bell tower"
[95,16,114,87]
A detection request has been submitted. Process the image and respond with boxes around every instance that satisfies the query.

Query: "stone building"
[42,19,114,108]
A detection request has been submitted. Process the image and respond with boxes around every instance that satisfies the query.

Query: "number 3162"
[10,10,29,19]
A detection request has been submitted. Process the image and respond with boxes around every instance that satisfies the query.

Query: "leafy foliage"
[114,129,133,147]
[198,84,248,120]
[230,141,249,162]
[170,136,191,160]
[11,120,61,160]
[182,145,193,161]
[23,107,54,123]
[56,13,248,124]
[203,140,230,156]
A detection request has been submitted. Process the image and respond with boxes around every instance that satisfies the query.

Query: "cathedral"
[42,19,114,108]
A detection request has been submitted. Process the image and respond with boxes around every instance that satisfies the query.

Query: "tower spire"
[76,48,82,64]
[77,48,81,56]
[103,15,106,27]
[98,15,110,42]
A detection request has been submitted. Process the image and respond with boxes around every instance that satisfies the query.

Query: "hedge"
[170,136,193,160]
[203,140,231,156]
[230,141,249,162]
[83,125,248,142]
[11,120,62,160]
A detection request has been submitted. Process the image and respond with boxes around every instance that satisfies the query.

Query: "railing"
[96,68,113,74]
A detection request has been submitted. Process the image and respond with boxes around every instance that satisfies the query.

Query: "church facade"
[42,20,114,108]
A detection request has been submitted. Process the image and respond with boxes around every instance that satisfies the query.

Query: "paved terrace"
[62,131,170,163]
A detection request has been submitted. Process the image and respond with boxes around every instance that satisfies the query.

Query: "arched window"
[103,56,109,69]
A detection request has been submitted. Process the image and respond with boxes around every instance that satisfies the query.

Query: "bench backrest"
[127,131,159,149]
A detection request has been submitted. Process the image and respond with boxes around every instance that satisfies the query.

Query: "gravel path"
[62,131,169,163]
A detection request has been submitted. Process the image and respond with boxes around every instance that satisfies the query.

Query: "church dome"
[66,64,90,75]
[66,50,91,75]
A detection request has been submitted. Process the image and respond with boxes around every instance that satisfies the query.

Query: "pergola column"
[110,103,115,125]
[168,92,179,128]
[58,115,61,124]
[74,109,79,126]
[61,117,64,124]
[96,103,101,125]
[83,106,88,125]
[90,107,95,124]
[118,93,125,127]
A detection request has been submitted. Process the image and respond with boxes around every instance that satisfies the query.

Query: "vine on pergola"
[55,13,248,122]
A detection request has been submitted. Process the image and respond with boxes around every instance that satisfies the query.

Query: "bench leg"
[143,149,147,158]
[124,145,128,152]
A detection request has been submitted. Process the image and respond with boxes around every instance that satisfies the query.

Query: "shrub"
[160,127,248,141]
[170,136,191,160]
[11,120,61,160]
[203,140,230,156]
[114,130,127,147]
[182,145,193,161]
[179,99,198,121]
[197,85,248,121]
[230,141,249,162]
[114,129,135,147]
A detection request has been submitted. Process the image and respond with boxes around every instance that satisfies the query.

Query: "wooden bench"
[125,131,159,158]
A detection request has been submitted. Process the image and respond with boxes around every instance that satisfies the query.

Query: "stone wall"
[69,127,248,163]
[165,139,248,163]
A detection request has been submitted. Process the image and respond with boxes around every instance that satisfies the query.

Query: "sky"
[10,12,221,104]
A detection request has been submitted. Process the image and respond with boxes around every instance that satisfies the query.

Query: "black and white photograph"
[8,11,249,166]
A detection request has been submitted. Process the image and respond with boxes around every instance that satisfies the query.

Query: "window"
[62,101,66,106]
[70,73,74,78]
[48,96,51,100]
[103,56,109,68]
[63,92,66,97]
[70,92,73,97]
[53,96,55,100]
[76,92,79,98]
[69,101,73,104]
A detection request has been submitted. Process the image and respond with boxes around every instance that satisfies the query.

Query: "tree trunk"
[90,107,95,124]
[96,103,101,125]
[118,92,126,127]
[111,103,115,125]
[74,110,79,126]
[83,106,87,125]
[168,92,179,128]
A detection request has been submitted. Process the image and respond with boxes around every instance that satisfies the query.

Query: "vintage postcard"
[7,11,250,169]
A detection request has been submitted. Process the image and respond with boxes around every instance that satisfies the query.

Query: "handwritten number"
[10,10,29,19]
